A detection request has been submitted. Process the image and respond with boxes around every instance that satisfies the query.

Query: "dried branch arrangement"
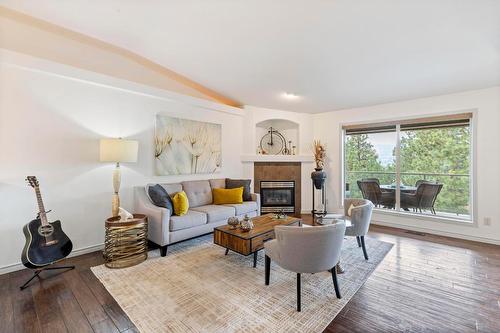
[312,140,326,170]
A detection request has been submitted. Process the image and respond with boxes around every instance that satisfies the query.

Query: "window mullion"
[395,124,401,211]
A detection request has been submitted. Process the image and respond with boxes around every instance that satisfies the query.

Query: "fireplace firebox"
[260,181,295,213]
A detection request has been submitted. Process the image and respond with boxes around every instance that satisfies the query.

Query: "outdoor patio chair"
[415,179,437,187]
[357,180,395,208]
[401,182,443,214]
[362,178,380,184]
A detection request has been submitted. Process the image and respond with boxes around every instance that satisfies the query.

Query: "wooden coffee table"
[214,214,301,267]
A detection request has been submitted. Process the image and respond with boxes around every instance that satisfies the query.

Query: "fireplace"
[260,181,295,213]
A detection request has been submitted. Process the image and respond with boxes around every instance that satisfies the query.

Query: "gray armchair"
[264,222,346,312]
[344,198,374,260]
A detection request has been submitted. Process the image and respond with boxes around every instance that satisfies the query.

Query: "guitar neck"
[34,187,48,225]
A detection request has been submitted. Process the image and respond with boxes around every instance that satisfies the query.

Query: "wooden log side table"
[104,214,148,269]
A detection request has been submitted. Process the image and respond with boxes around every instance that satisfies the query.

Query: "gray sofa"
[134,179,260,256]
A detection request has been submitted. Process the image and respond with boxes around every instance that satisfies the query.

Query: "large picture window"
[343,113,472,221]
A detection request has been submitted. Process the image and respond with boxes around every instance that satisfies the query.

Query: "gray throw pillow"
[148,184,174,212]
[226,179,252,201]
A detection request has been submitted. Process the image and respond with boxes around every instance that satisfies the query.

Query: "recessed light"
[282,92,301,100]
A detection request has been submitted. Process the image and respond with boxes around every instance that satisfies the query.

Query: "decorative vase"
[240,214,253,232]
[227,216,240,229]
[311,168,327,190]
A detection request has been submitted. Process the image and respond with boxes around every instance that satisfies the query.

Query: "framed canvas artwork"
[155,115,222,175]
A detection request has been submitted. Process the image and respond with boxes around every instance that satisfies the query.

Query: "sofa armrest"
[250,193,261,215]
[133,186,171,246]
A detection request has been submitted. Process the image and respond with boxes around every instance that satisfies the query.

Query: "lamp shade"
[100,139,138,163]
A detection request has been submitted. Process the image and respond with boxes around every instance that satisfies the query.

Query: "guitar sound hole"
[38,224,54,237]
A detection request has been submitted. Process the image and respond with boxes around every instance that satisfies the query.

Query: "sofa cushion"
[226,179,252,201]
[224,201,258,216]
[169,210,207,231]
[181,180,212,208]
[209,178,226,189]
[191,205,236,223]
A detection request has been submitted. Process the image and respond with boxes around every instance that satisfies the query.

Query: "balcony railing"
[345,170,470,217]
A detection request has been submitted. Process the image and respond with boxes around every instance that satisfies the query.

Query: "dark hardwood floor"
[325,225,500,333]
[1,219,499,332]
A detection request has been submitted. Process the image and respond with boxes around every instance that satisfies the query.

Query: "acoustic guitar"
[21,176,73,269]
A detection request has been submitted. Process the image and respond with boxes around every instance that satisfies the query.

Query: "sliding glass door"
[343,114,472,221]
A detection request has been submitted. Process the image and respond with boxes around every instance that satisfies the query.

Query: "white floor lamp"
[100,138,139,216]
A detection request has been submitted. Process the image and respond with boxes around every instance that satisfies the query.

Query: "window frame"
[339,110,477,225]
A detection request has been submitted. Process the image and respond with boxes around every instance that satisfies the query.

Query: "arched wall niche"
[255,118,300,154]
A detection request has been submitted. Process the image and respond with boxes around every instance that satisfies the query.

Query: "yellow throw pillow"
[172,191,189,216]
[213,187,244,205]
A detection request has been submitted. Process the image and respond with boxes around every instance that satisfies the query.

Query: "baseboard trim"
[0,243,104,275]
[372,220,500,245]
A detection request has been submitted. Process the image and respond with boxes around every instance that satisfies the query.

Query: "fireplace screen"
[260,181,295,213]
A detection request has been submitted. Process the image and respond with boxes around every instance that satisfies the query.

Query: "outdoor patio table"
[379,185,417,193]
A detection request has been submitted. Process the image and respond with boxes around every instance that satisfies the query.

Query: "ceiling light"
[282,92,301,100]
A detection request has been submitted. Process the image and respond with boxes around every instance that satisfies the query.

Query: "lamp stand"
[112,162,121,216]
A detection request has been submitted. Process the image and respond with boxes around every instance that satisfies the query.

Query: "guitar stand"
[20,265,75,290]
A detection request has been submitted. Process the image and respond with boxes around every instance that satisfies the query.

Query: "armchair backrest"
[273,223,346,273]
[344,198,374,236]
[416,183,443,209]
[357,180,382,204]
[415,179,436,187]
[362,178,380,184]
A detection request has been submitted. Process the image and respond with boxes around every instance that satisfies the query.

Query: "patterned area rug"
[92,235,393,333]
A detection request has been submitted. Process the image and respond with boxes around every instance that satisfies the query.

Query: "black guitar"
[21,176,73,269]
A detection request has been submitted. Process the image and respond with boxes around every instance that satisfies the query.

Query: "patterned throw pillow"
[225,179,252,201]
[148,184,174,212]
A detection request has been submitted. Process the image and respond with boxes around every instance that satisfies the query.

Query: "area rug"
[91,235,393,333]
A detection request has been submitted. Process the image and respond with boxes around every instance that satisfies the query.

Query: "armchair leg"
[265,255,271,285]
[160,245,168,257]
[297,273,301,312]
[356,236,361,247]
[331,267,342,299]
[360,236,369,260]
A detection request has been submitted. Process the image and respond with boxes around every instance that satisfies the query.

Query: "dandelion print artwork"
[155,115,222,175]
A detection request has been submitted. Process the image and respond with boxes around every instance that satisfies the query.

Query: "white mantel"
[241,154,314,163]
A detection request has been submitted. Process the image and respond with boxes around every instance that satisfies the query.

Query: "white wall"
[242,106,315,213]
[0,50,244,272]
[243,105,314,155]
[314,87,500,244]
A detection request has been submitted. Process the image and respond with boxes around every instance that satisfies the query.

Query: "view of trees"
[345,126,470,216]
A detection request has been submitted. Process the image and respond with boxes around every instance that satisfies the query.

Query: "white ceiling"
[2,0,500,113]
